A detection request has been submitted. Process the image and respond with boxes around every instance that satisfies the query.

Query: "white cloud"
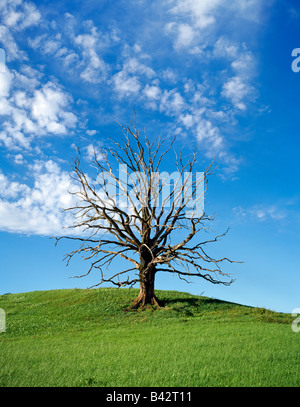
[86,129,97,136]
[14,153,24,164]
[169,0,221,29]
[220,49,256,110]
[112,70,141,97]
[0,0,264,178]
[196,119,223,149]
[124,58,155,79]
[0,64,13,97]
[161,68,177,83]
[0,172,30,199]
[232,0,266,22]
[159,89,186,115]
[165,0,268,56]
[1,0,41,30]
[0,159,114,236]
[176,23,195,47]
[164,0,221,51]
[179,113,194,128]
[18,2,41,29]
[222,76,252,110]
[74,24,109,83]
[27,15,115,85]
[168,0,265,29]
[233,204,287,222]
[43,39,62,55]
[156,0,264,146]
[0,63,78,150]
[84,143,104,162]
[31,82,77,135]
[0,24,26,61]
[213,37,239,59]
[0,160,78,235]
[0,0,41,61]
[212,36,257,110]
[14,65,43,90]
[143,84,161,100]
[165,22,197,49]
[112,56,156,98]
[231,51,256,77]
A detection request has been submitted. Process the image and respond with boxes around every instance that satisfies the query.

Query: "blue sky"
[0,0,300,313]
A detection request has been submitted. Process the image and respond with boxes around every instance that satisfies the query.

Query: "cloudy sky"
[1,0,300,313]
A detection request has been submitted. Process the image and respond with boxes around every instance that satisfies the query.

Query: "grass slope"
[0,288,298,387]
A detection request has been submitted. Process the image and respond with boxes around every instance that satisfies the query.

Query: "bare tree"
[55,122,236,309]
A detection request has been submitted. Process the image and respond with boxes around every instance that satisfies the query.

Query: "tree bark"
[127,262,164,309]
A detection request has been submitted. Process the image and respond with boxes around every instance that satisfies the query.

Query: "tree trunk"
[127,262,164,310]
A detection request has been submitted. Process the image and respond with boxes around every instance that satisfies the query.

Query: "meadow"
[0,288,298,387]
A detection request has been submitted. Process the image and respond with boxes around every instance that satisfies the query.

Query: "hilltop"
[0,288,298,387]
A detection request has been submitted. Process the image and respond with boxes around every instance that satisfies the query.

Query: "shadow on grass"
[164,296,242,308]
[162,295,292,324]
[161,295,251,318]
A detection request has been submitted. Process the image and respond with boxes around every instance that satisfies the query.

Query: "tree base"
[125,293,164,311]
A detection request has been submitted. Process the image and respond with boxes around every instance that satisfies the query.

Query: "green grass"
[0,287,299,387]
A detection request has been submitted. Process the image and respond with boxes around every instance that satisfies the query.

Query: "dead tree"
[55,122,236,309]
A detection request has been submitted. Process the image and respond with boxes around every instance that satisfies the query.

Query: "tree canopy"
[56,122,236,309]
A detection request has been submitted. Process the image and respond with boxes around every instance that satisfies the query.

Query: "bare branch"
[55,120,238,306]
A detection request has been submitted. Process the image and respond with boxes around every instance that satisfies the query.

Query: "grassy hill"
[0,288,298,387]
